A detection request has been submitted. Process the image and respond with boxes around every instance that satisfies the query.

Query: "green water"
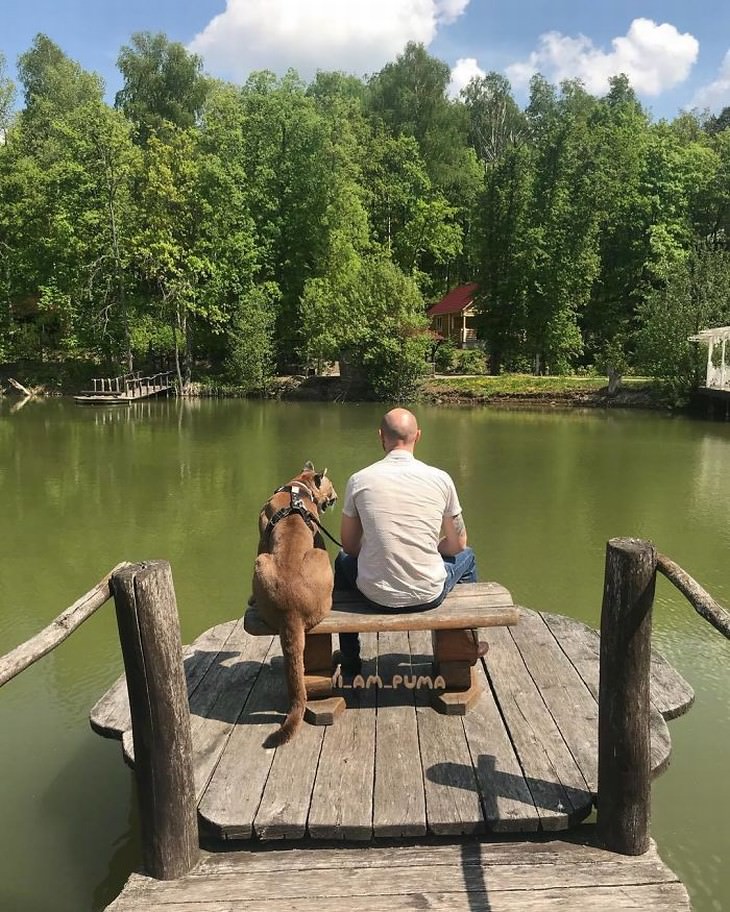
[0,398,728,911]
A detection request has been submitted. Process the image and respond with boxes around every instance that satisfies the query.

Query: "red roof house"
[427,282,480,348]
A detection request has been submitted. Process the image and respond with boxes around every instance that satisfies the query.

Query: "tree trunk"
[607,366,622,395]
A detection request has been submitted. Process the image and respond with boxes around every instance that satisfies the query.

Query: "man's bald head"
[379,408,421,452]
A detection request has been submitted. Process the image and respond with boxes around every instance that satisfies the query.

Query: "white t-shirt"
[342,449,462,608]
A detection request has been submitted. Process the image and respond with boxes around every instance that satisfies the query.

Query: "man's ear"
[303,460,315,472]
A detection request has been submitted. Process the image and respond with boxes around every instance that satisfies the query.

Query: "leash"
[308,514,343,549]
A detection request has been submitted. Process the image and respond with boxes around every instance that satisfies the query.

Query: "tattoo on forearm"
[453,513,465,535]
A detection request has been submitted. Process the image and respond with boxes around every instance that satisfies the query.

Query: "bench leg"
[430,629,482,716]
[302,633,345,726]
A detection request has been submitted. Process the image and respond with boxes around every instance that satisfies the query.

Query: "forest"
[1,33,729,398]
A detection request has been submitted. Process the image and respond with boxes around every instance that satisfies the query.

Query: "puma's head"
[301,461,337,512]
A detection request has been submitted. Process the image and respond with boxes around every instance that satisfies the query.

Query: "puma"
[252,462,338,747]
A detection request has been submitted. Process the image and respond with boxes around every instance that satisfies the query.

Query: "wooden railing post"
[111,561,199,879]
[597,537,656,855]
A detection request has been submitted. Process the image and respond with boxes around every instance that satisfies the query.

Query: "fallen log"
[8,377,33,397]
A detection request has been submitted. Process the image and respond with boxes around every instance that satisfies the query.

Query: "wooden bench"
[244,581,518,723]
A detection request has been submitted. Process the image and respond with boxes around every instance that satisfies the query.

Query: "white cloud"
[190,0,470,81]
[692,51,730,111]
[448,57,485,98]
[506,18,698,97]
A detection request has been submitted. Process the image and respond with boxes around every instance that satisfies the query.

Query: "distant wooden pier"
[74,370,175,405]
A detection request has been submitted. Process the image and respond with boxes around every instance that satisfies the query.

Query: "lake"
[0,398,728,911]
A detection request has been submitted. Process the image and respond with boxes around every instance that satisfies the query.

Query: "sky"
[2,0,730,118]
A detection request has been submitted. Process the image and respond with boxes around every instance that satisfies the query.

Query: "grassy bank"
[420,374,673,409]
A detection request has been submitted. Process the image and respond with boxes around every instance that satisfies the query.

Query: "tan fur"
[252,463,337,747]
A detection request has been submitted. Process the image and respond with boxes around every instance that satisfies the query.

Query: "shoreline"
[1,369,678,413]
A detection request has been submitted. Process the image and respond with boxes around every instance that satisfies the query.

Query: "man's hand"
[341,513,363,557]
[439,512,467,556]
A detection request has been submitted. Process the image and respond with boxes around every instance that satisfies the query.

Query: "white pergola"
[689,326,730,389]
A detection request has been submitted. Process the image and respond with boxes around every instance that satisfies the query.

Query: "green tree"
[18,34,103,144]
[462,72,526,168]
[0,53,15,133]
[636,244,730,393]
[116,32,210,143]
[301,255,428,399]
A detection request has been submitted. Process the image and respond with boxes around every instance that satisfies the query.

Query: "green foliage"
[116,32,210,143]
[636,244,730,392]
[302,254,429,399]
[4,31,730,398]
[225,285,278,393]
[451,348,488,375]
[433,340,456,373]
[0,53,15,132]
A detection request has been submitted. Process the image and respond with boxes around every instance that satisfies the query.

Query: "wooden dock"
[105,833,691,911]
[7,541,725,911]
[74,370,174,405]
[91,605,692,842]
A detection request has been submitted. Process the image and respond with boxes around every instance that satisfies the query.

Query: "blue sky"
[2,1,730,118]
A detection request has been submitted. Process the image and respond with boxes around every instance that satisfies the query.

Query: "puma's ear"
[322,467,328,477]
[303,460,315,473]
[314,473,323,487]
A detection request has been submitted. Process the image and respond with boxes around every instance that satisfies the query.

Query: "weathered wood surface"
[542,611,694,722]
[658,551,730,639]
[597,538,655,856]
[112,561,199,880]
[0,563,129,689]
[307,633,377,840]
[245,581,518,635]
[106,835,691,911]
[373,630,426,837]
[93,606,690,841]
[90,621,238,738]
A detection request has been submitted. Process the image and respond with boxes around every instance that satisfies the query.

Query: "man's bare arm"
[341,513,363,556]
[439,512,468,556]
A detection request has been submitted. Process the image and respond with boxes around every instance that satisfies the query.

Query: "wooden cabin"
[427,282,480,348]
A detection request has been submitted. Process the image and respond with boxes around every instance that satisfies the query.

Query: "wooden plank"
[245,592,518,636]
[105,840,689,911]
[307,633,377,840]
[482,626,593,830]
[463,662,541,832]
[410,629,484,836]
[373,630,426,837]
[253,716,325,840]
[509,609,600,793]
[122,624,273,783]
[188,834,676,873]
[542,611,694,720]
[541,612,673,775]
[90,621,238,737]
[108,859,681,902]
[197,638,284,839]
[106,881,692,912]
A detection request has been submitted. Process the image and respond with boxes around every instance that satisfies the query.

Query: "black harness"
[264,483,343,548]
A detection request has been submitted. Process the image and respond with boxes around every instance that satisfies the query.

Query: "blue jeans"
[334,547,478,660]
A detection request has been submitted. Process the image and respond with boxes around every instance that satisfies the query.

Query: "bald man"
[335,408,477,673]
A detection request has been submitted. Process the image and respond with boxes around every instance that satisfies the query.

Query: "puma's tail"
[264,613,307,748]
